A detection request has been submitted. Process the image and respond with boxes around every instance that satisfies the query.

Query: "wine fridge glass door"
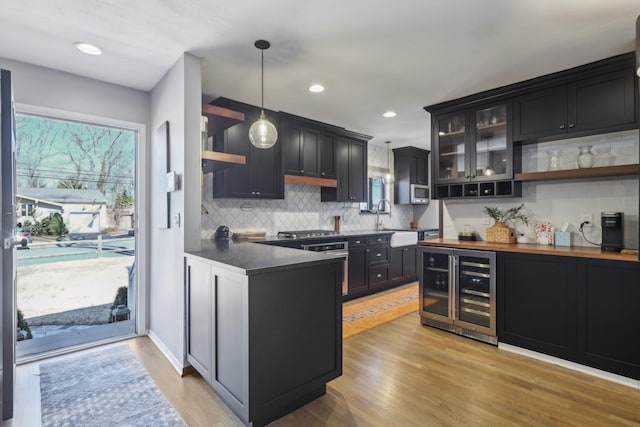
[422,251,451,319]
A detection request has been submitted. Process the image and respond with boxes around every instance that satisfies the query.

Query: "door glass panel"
[474,105,507,177]
[422,252,449,317]
[15,113,137,359]
[457,256,491,328]
[437,113,466,180]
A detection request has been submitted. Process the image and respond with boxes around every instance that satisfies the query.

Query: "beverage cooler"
[418,247,496,344]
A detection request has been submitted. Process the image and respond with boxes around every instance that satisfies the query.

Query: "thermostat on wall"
[166,171,180,192]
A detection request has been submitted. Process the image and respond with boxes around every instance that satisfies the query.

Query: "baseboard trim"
[148,330,185,376]
[498,343,640,390]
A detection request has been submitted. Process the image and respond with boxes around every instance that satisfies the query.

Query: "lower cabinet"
[578,259,640,379]
[346,234,419,298]
[389,246,417,283]
[497,252,640,380]
[185,255,343,426]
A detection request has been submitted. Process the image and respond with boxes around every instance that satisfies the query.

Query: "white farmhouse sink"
[390,231,418,248]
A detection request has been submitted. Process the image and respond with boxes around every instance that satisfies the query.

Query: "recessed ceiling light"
[383,111,397,118]
[309,83,325,93]
[75,42,102,56]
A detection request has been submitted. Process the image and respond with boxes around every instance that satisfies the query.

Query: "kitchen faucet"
[376,199,392,231]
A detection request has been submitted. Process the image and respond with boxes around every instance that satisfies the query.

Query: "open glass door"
[1,68,17,421]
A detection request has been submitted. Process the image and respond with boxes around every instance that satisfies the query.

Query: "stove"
[277,229,338,239]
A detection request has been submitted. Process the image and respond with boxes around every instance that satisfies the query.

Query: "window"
[360,176,390,213]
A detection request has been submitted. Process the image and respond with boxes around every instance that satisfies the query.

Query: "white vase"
[577,145,594,168]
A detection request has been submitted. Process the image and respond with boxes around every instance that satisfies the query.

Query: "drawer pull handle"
[377,274,382,278]
[376,253,381,257]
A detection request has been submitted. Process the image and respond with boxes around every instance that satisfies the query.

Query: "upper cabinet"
[210,98,284,199]
[321,135,369,202]
[431,102,518,199]
[424,52,638,198]
[393,146,430,205]
[513,68,637,142]
[280,114,338,180]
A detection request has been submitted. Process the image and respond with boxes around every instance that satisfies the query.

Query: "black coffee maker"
[601,212,623,252]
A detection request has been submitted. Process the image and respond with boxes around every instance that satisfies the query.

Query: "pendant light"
[248,40,278,149]
[384,141,394,184]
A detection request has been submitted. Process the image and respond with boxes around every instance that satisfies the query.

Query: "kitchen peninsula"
[184,241,344,427]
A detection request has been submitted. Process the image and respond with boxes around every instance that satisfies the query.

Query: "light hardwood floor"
[6,312,640,426]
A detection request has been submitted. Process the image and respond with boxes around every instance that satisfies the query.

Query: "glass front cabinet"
[419,247,497,344]
[433,102,517,199]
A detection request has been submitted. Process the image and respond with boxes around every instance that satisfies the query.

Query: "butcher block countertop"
[419,238,639,262]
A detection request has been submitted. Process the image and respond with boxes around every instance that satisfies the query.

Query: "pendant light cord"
[260,48,264,110]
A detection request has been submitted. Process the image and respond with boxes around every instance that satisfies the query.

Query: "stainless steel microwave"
[410,184,430,204]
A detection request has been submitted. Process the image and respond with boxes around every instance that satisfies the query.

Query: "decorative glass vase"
[594,146,615,167]
[577,145,594,168]
[547,149,561,171]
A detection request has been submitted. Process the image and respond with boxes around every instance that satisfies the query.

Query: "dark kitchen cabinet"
[431,102,518,199]
[368,234,390,289]
[513,67,637,142]
[389,245,417,282]
[497,252,577,359]
[347,237,369,296]
[497,251,640,380]
[393,147,430,205]
[322,135,369,202]
[281,116,338,179]
[577,259,640,379]
[345,234,393,298]
[210,98,283,199]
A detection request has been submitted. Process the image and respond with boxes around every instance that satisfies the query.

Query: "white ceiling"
[1,1,638,147]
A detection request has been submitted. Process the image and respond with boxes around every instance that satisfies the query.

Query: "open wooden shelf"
[514,164,639,182]
[202,150,246,174]
[201,104,246,173]
[202,104,244,135]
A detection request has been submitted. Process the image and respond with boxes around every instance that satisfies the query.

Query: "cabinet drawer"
[369,247,389,263]
[348,236,368,248]
[369,265,388,285]
[370,234,390,245]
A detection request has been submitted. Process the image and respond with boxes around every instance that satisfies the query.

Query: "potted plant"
[483,204,529,243]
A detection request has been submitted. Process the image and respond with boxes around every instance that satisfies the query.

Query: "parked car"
[16,227,32,248]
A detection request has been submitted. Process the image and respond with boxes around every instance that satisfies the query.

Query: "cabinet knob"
[301,169,304,173]
[251,191,255,195]
[377,273,382,278]
[559,124,566,129]
[470,174,476,178]
[568,123,575,128]
[403,248,408,252]
[321,172,325,176]
[376,253,381,257]
[256,191,261,195]
[464,174,470,179]
[366,249,370,252]
[355,240,361,244]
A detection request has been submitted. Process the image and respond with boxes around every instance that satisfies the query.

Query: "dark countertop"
[185,239,345,275]
[259,229,395,244]
[419,238,639,262]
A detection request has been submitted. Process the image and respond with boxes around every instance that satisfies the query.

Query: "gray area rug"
[40,344,186,427]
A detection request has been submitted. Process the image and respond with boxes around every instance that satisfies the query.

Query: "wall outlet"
[580,213,593,226]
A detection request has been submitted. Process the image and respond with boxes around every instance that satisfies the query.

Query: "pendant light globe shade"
[249,111,278,149]
[249,39,278,149]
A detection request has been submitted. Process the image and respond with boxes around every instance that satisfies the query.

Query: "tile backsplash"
[200,144,414,238]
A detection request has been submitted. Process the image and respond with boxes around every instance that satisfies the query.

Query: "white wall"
[0,57,149,124]
[149,53,201,373]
